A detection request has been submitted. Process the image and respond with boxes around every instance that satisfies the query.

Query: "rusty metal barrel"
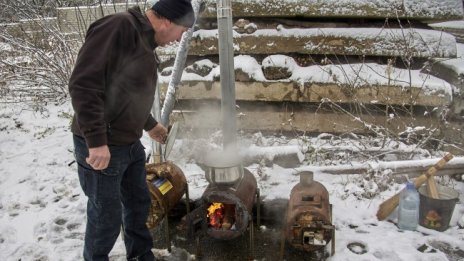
[145,161,187,229]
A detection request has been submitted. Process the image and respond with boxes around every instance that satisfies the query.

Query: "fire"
[207,203,224,229]
[207,202,224,216]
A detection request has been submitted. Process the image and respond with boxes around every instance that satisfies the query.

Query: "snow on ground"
[0,101,463,260]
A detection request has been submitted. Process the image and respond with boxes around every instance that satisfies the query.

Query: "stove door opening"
[207,202,236,230]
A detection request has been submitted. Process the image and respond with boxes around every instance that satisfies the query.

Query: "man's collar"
[128,6,157,50]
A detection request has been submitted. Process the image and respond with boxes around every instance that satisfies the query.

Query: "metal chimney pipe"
[217,0,237,149]
[300,171,314,186]
[161,0,204,127]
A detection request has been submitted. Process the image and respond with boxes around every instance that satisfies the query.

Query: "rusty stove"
[281,171,335,257]
[185,150,259,247]
[203,163,258,240]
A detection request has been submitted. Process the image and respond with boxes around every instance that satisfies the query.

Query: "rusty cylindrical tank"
[145,161,187,229]
[286,171,334,252]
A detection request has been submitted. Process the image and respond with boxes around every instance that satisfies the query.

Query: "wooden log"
[426,176,440,199]
[396,169,464,178]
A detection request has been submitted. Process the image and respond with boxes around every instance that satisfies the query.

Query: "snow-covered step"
[159,58,452,107]
[186,28,457,58]
[200,0,464,22]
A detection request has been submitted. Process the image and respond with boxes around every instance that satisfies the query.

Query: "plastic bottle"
[398,182,420,230]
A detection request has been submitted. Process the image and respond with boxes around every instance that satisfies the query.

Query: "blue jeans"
[73,135,155,261]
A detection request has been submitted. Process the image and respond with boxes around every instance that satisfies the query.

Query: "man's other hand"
[148,123,168,144]
[86,145,111,170]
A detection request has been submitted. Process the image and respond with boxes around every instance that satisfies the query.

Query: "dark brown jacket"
[69,6,158,148]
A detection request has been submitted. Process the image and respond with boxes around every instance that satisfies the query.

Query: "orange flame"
[207,202,224,229]
[207,203,224,217]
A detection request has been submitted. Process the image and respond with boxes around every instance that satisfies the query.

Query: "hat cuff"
[152,1,195,28]
[173,14,195,28]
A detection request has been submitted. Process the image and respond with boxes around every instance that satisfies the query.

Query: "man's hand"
[86,145,111,170]
[148,123,168,144]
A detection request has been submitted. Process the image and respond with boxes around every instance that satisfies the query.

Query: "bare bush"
[0,17,75,106]
[0,0,146,107]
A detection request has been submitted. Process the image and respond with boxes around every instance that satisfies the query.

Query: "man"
[69,0,195,260]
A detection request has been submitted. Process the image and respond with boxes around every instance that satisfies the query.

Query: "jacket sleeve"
[144,114,158,131]
[69,16,130,148]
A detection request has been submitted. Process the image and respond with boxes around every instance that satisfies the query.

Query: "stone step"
[184,27,457,58]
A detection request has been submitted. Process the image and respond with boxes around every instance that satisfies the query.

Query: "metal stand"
[279,202,289,261]
[279,228,286,260]
[195,235,202,258]
[249,217,255,260]
[330,204,335,256]
[160,183,191,252]
[185,184,191,215]
[256,188,261,228]
[163,209,171,252]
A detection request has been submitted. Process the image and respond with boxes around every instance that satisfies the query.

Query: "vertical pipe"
[161,0,203,126]
[216,0,237,149]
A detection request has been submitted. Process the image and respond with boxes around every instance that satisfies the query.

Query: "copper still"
[284,171,334,253]
[145,161,188,229]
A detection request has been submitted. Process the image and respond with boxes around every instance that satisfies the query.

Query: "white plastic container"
[398,182,420,231]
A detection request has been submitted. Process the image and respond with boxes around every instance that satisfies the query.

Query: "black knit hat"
[152,0,195,28]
